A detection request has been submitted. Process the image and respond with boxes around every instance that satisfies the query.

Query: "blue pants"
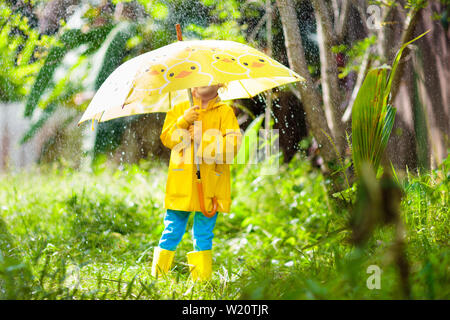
[158,209,218,251]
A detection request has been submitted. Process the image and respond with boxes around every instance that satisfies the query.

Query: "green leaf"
[351,30,430,178]
[18,29,38,65]
[24,45,67,117]
[352,67,390,177]
[24,25,114,118]
[384,30,431,104]
[150,2,169,20]
[94,22,137,90]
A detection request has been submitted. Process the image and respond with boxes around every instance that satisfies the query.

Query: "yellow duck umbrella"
[77,33,305,128]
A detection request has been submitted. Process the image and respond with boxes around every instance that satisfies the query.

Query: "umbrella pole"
[175,24,218,218]
[175,24,195,109]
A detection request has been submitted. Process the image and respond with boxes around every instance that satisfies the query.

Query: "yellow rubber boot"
[151,247,175,278]
[186,250,212,281]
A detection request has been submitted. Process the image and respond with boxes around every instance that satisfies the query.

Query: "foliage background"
[0,0,449,299]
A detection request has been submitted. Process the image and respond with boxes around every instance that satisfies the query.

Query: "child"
[151,84,242,281]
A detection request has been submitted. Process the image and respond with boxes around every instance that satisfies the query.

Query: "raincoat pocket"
[167,166,191,197]
[204,170,222,199]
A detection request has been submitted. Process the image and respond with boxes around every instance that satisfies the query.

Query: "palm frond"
[351,30,429,178]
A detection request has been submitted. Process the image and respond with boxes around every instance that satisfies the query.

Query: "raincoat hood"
[192,93,222,111]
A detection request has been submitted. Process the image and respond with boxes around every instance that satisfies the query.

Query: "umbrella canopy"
[77,39,305,126]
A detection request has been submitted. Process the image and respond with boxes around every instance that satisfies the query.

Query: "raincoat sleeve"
[160,103,191,150]
[197,106,242,163]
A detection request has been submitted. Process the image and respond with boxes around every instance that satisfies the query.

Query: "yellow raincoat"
[160,95,242,213]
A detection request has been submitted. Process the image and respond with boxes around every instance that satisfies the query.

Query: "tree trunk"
[383,2,449,172]
[311,0,346,154]
[276,0,338,174]
[413,3,449,169]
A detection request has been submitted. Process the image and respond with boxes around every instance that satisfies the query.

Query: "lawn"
[0,152,448,299]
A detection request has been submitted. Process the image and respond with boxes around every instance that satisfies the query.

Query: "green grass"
[0,152,449,299]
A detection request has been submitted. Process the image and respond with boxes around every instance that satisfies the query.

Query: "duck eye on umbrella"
[258,59,265,62]
[243,62,248,66]
[190,66,196,70]
[161,69,165,72]
[215,56,220,59]
[169,73,174,77]
[231,58,236,61]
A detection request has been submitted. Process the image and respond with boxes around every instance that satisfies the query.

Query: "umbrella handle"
[176,24,183,41]
[175,24,195,108]
[196,179,218,218]
[176,24,216,218]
